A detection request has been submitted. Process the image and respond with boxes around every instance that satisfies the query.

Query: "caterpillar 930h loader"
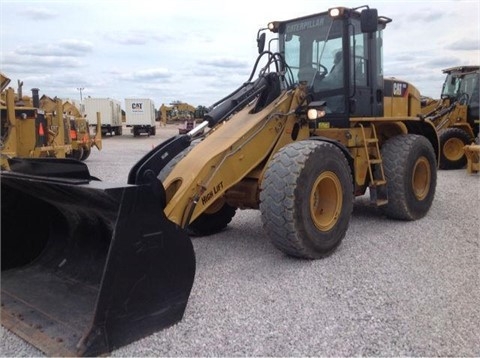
[421,66,479,169]
[1,6,439,356]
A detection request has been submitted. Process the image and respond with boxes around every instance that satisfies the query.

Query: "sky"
[1,0,479,110]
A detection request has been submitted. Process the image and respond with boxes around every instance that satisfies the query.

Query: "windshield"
[279,13,349,114]
[442,74,461,97]
[442,72,479,104]
[282,14,344,89]
[459,73,479,105]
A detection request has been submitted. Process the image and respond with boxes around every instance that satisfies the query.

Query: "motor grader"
[1,6,439,356]
[421,66,479,169]
[39,96,103,161]
[62,100,102,160]
[0,73,72,170]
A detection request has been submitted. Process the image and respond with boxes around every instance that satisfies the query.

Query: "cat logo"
[393,82,407,97]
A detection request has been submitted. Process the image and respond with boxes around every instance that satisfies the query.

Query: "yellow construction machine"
[421,66,479,169]
[62,100,102,160]
[160,102,196,123]
[160,101,200,133]
[159,103,172,124]
[463,119,480,174]
[464,141,480,173]
[1,6,439,356]
[39,96,102,160]
[0,73,72,170]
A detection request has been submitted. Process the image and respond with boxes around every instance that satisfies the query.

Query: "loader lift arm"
[129,49,285,190]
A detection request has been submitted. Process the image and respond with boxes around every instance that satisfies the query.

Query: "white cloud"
[3,52,84,68]
[14,40,93,57]
[18,7,59,20]
[119,68,172,81]
[1,0,479,106]
[447,39,479,51]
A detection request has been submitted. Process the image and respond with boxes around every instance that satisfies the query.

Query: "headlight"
[306,100,327,120]
[328,7,346,18]
[268,21,280,33]
[307,108,326,120]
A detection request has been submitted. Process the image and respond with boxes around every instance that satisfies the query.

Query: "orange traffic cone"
[38,122,45,136]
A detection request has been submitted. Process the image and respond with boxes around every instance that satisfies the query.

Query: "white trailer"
[125,98,156,136]
[84,98,123,136]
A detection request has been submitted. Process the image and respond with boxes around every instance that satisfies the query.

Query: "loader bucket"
[1,158,195,357]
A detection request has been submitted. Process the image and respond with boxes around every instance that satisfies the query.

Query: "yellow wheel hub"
[412,157,431,200]
[443,137,465,161]
[310,171,342,231]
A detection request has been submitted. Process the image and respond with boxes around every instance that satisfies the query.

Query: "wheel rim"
[310,171,342,231]
[412,157,431,200]
[443,137,465,161]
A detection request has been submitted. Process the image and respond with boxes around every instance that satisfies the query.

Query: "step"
[369,186,388,206]
[373,199,388,206]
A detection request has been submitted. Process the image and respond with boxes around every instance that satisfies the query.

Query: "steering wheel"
[298,63,329,85]
[457,92,469,105]
[317,64,328,79]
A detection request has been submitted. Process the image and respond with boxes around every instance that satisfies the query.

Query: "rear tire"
[379,134,436,220]
[260,140,353,259]
[438,128,472,169]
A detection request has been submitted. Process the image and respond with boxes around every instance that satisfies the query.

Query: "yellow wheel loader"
[421,66,479,169]
[1,6,439,356]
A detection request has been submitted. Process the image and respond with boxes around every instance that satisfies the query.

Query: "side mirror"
[257,33,266,54]
[360,8,378,33]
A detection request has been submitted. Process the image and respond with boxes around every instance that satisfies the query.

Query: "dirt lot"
[1,124,479,357]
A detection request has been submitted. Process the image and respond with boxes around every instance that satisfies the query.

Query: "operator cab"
[267,6,391,128]
[440,66,479,136]
[441,66,479,122]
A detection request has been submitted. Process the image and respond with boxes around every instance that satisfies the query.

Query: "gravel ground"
[1,124,479,357]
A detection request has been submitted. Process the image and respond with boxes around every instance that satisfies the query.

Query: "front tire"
[260,140,353,259]
[187,200,237,236]
[379,134,437,220]
[158,141,237,236]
